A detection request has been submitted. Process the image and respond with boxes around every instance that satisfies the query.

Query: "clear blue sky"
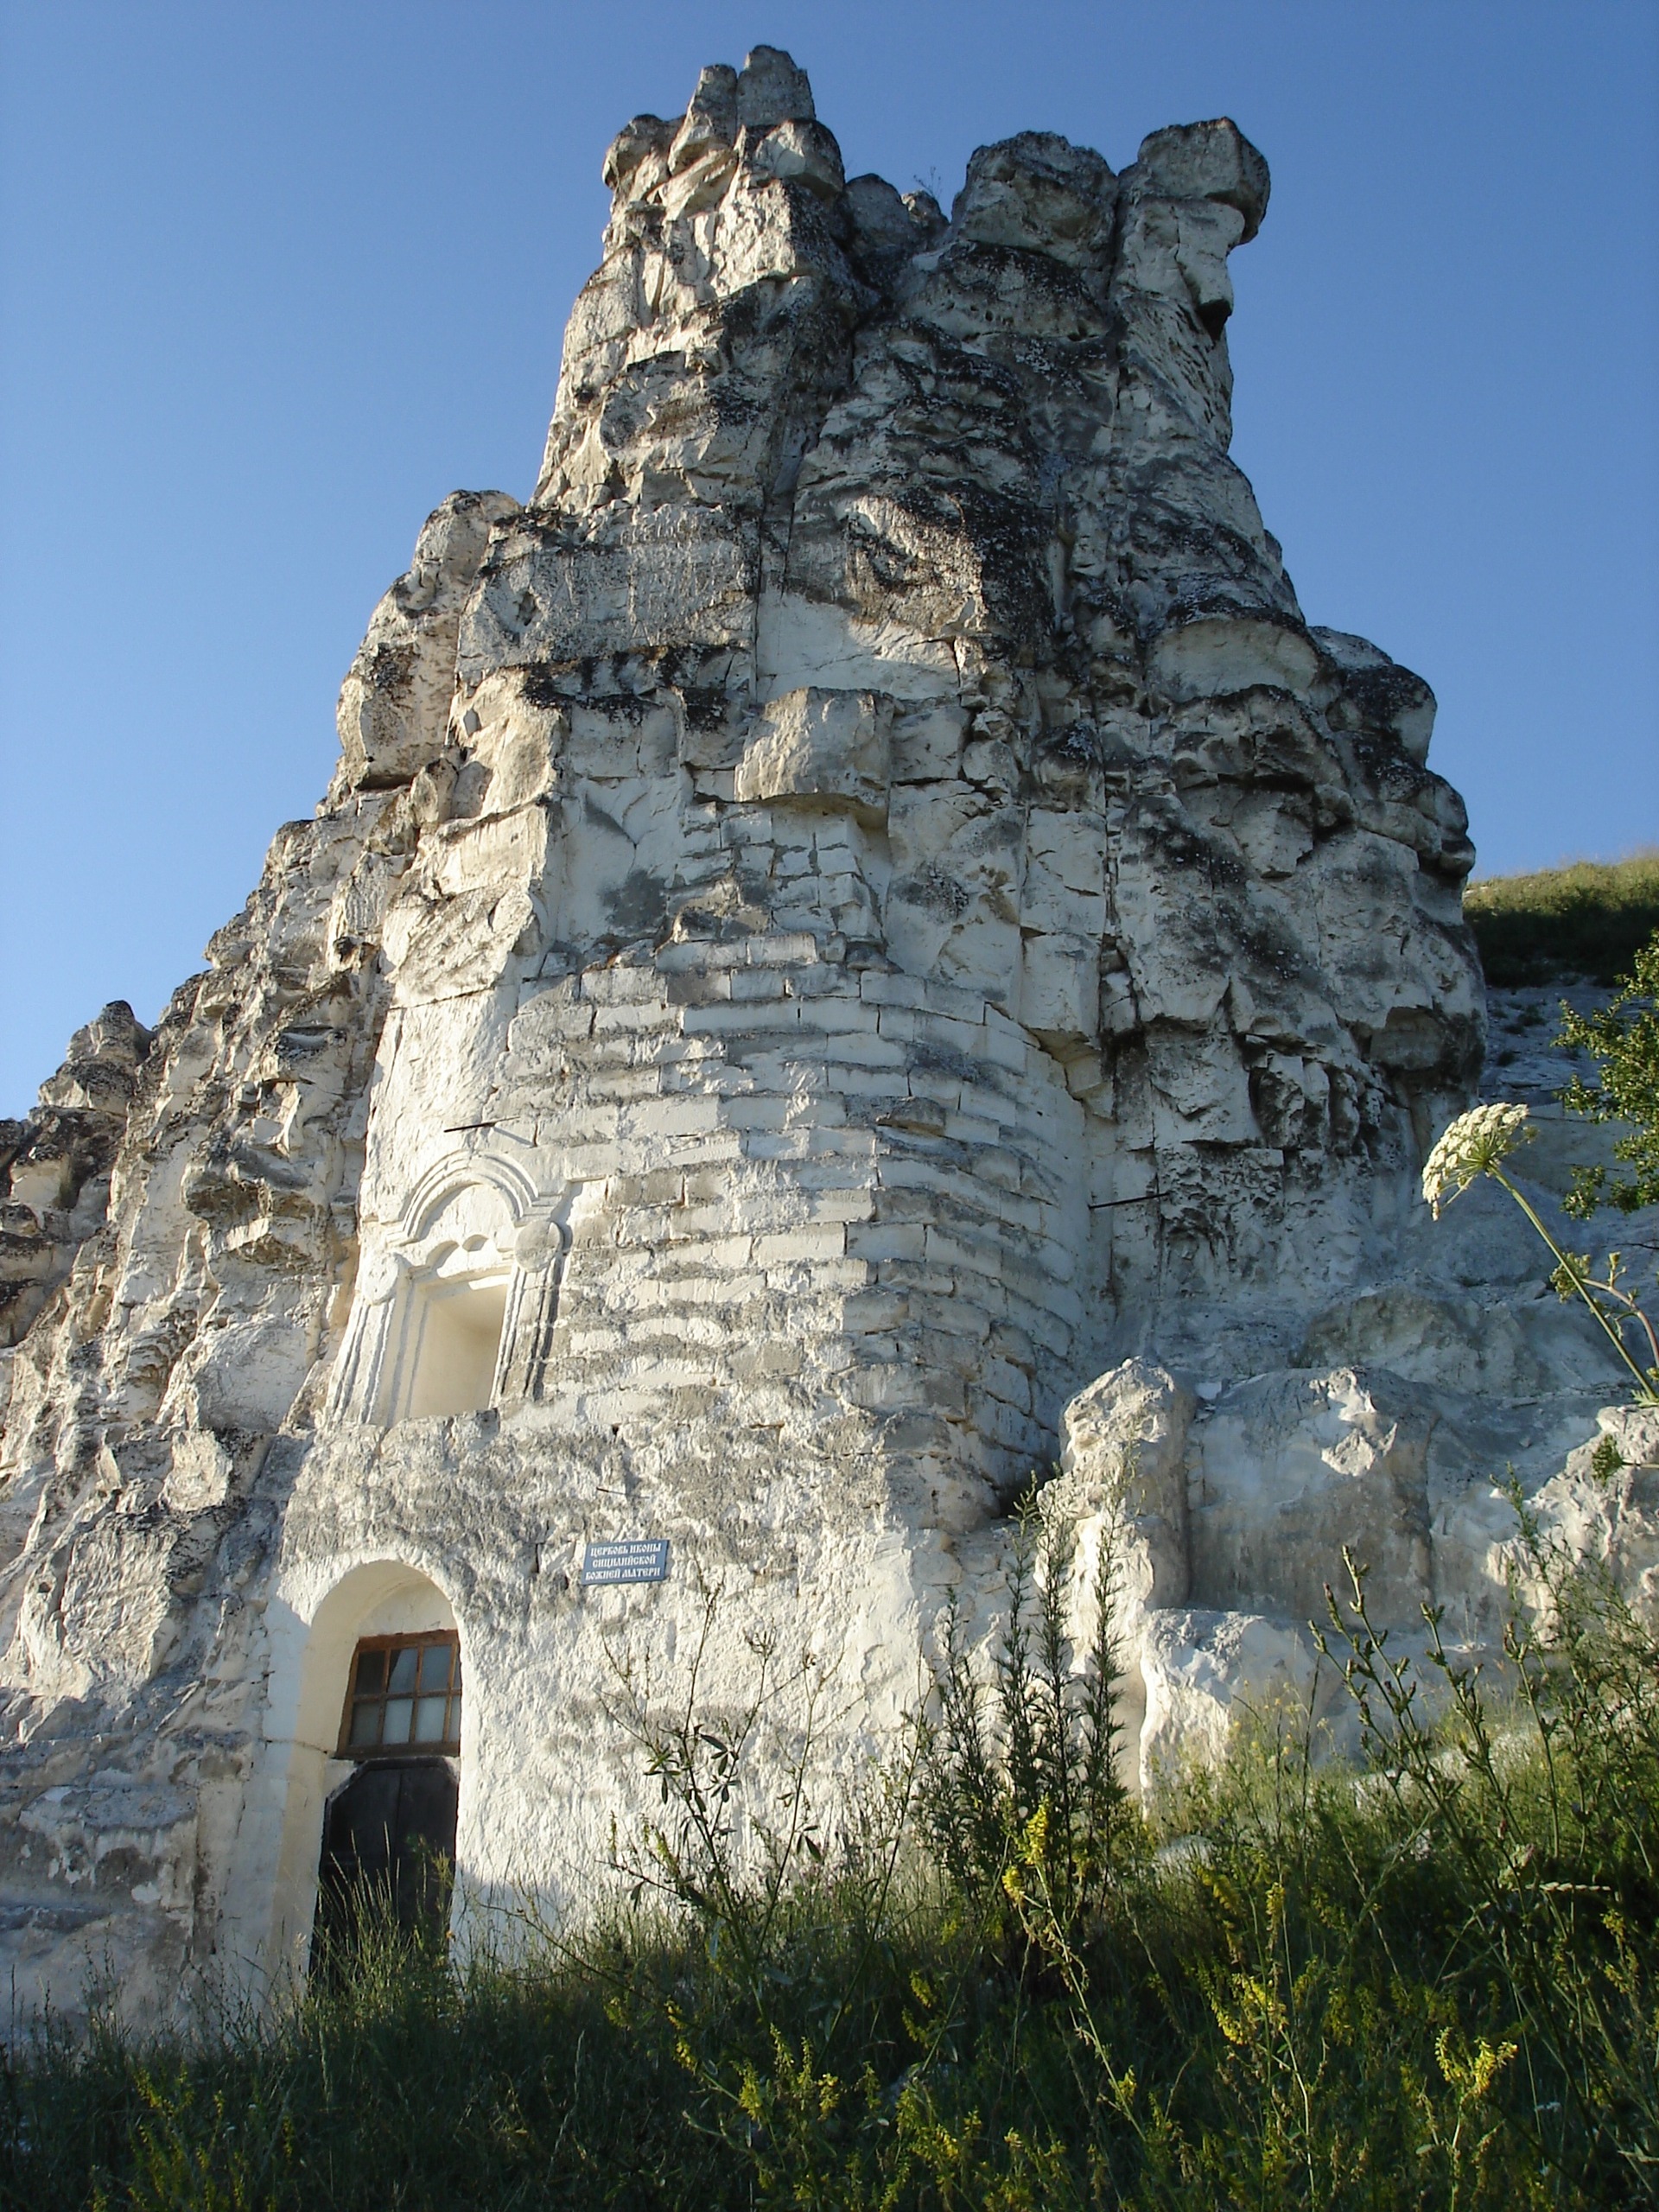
[2,1,1655,1114]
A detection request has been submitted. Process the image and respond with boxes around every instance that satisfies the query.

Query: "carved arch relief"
[327,1149,572,1424]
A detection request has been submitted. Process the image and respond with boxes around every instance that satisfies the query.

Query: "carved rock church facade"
[3,49,1651,2024]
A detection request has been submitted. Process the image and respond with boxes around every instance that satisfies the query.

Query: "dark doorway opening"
[313,1758,458,1963]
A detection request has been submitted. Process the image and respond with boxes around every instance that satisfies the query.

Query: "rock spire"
[0,51,1644,2033]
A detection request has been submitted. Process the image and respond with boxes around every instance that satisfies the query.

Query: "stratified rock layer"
[1,49,1646,2026]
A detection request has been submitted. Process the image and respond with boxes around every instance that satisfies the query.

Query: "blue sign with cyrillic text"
[581,1538,671,1587]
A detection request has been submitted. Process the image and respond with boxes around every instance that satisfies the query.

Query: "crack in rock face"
[2,45,1649,2030]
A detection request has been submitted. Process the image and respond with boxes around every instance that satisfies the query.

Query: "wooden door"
[314,1757,458,1958]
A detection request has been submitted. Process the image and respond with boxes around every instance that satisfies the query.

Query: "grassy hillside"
[1465,851,1659,986]
[4,1523,1656,2210]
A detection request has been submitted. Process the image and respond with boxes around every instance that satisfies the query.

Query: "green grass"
[3,1529,1656,2209]
[1465,851,1659,986]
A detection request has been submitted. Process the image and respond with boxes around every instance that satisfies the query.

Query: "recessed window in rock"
[339,1632,462,1756]
[397,1271,510,1420]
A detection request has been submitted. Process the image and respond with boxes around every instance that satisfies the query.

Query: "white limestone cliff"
[2,48,1650,2030]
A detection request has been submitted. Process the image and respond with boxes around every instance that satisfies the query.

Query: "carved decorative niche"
[327,1150,570,1425]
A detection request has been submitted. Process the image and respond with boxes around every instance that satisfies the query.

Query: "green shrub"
[921,1485,1135,1928]
[1465,851,1659,986]
[1559,927,1659,1222]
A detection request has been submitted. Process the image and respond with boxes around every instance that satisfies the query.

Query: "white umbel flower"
[1421,1103,1532,1217]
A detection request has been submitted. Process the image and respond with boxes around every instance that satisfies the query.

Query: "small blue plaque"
[581,1537,671,1587]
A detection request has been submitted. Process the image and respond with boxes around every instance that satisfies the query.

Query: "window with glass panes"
[340,1634,461,1757]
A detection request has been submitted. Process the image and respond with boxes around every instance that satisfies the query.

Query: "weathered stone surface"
[0,1002,151,1352]
[334,493,520,793]
[1140,1609,1319,1789]
[733,687,891,817]
[1,49,1644,2031]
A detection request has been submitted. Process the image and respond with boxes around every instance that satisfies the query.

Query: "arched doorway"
[257,1561,467,1986]
[314,1626,463,1956]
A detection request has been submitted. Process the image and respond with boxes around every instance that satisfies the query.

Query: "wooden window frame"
[338,1630,462,1760]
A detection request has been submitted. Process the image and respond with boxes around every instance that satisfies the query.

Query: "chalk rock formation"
[0,49,1642,2025]
[1,1003,152,1356]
